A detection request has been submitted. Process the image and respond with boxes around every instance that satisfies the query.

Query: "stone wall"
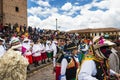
[0,0,3,23]
[2,0,27,26]
[0,0,2,14]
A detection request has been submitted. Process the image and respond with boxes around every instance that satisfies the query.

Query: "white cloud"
[31,0,50,7]
[61,2,72,11]
[109,0,120,9]
[28,15,41,27]
[28,7,58,18]
[37,0,50,7]
[74,2,79,5]
[28,7,42,16]
[92,0,110,9]
[28,0,120,31]
[62,4,81,16]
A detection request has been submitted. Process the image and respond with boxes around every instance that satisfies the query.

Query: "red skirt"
[55,66,61,80]
[41,52,47,60]
[25,55,33,64]
[32,56,42,62]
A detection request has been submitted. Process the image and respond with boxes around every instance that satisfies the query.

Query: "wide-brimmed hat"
[66,42,77,50]
[56,35,66,39]
[93,36,116,50]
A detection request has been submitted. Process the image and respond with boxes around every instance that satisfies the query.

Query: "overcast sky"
[27,0,120,31]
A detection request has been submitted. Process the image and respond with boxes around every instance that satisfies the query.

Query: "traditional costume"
[22,38,33,64]
[0,43,28,80]
[40,42,47,64]
[32,41,42,67]
[78,40,89,54]
[55,36,70,80]
[60,43,79,80]
[46,40,53,62]
[78,36,119,80]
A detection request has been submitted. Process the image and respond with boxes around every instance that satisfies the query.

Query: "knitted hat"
[10,37,20,44]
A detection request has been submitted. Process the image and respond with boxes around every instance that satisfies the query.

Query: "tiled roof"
[68,27,120,33]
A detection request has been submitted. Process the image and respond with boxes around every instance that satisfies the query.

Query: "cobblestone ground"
[27,64,55,80]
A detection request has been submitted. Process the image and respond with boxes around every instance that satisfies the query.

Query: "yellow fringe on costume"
[76,54,110,80]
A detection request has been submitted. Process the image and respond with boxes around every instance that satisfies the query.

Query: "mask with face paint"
[12,44,22,51]
[99,46,112,59]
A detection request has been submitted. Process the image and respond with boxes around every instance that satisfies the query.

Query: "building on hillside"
[69,27,120,40]
[0,0,27,27]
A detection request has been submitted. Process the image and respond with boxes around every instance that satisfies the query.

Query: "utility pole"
[56,18,57,30]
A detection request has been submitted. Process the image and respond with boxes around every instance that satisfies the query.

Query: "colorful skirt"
[32,56,42,62]
[25,55,33,64]
[46,52,53,58]
[41,52,47,60]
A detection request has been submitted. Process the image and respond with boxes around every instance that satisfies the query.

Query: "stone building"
[0,0,27,26]
[69,27,120,40]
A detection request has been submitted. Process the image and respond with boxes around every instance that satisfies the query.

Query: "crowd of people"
[0,23,120,80]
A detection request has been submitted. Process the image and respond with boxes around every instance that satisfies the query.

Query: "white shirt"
[46,43,52,53]
[32,44,41,57]
[78,60,116,80]
[51,42,57,67]
[40,43,46,53]
[22,43,32,55]
[0,45,6,57]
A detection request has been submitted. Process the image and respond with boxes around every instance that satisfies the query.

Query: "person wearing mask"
[78,36,120,80]
[22,38,33,70]
[9,37,22,51]
[0,37,28,80]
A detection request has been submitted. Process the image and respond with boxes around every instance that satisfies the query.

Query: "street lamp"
[56,18,57,30]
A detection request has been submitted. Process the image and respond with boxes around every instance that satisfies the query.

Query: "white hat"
[46,41,51,44]
[0,37,4,42]
[93,36,116,49]
[10,37,20,44]
[93,36,100,44]
[53,40,58,44]
[23,38,29,42]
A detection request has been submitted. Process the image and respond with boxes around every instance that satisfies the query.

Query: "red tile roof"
[68,27,120,33]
